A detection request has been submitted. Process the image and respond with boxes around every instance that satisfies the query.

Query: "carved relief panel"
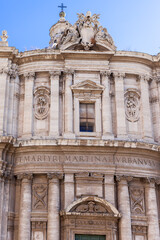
[32,175,48,211]
[32,221,47,240]
[33,85,50,136]
[124,89,140,122]
[32,183,48,210]
[34,87,50,120]
[129,187,145,215]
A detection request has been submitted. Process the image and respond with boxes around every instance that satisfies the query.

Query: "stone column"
[104,174,115,206]
[64,173,74,209]
[23,72,35,137]
[63,70,75,138]
[101,71,113,139]
[114,72,127,138]
[0,175,4,238]
[116,176,132,240]
[18,173,32,240]
[139,75,153,140]
[49,71,61,137]
[47,173,62,240]
[0,67,9,135]
[145,178,160,240]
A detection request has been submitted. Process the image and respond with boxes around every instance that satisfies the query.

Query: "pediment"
[71,80,104,93]
[60,196,121,218]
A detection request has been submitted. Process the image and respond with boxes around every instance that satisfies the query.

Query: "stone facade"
[0,11,160,240]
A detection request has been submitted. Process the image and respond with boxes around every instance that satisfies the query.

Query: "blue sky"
[1,0,160,55]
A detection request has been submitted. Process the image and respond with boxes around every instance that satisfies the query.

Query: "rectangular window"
[80,103,95,132]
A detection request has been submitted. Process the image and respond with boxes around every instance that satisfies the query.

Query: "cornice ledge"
[13,138,160,152]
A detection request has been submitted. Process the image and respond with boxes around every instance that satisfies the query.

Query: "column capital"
[47,172,63,182]
[49,70,61,77]
[116,175,133,184]
[17,173,33,181]
[0,67,10,75]
[100,70,111,77]
[112,72,125,78]
[138,74,150,82]
[24,72,35,79]
[63,69,74,76]
[143,177,157,187]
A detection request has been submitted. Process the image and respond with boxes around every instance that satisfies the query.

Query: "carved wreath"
[124,89,140,122]
[34,87,50,120]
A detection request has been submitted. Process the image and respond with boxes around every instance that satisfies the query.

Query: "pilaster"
[0,67,10,135]
[101,71,113,139]
[139,75,153,140]
[49,71,61,138]
[23,72,35,137]
[104,174,115,206]
[63,69,75,138]
[64,173,74,209]
[113,72,127,139]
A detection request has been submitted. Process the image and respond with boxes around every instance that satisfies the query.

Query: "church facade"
[0,10,160,240]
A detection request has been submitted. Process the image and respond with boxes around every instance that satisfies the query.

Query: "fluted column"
[64,173,74,209]
[49,71,61,137]
[104,174,115,206]
[116,176,132,240]
[101,71,113,139]
[114,72,127,138]
[63,70,75,138]
[139,75,153,140]
[0,67,9,135]
[47,173,62,240]
[18,173,32,240]
[145,178,160,240]
[23,72,35,137]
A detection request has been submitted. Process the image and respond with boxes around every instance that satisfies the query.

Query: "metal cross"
[58,3,67,12]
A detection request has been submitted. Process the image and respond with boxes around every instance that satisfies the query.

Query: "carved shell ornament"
[34,87,50,120]
[124,89,140,122]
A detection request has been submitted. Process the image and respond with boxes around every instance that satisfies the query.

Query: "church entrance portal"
[75,235,106,240]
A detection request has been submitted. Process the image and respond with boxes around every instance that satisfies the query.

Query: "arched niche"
[60,196,121,240]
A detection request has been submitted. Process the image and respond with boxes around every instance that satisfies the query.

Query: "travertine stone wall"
[1,47,160,240]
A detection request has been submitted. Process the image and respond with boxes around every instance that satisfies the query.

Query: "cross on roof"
[58,3,67,12]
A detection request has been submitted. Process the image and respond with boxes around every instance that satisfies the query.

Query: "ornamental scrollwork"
[72,201,108,214]
[130,187,145,215]
[124,89,140,122]
[34,87,50,120]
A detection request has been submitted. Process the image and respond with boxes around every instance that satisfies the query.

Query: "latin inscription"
[14,154,160,169]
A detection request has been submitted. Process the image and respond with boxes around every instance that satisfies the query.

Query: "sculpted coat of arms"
[49,11,116,51]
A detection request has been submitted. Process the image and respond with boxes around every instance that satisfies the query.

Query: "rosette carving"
[34,87,50,120]
[124,89,140,122]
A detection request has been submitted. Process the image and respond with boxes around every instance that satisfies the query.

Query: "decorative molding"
[34,86,50,120]
[124,88,141,122]
[73,201,108,213]
[132,225,147,234]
